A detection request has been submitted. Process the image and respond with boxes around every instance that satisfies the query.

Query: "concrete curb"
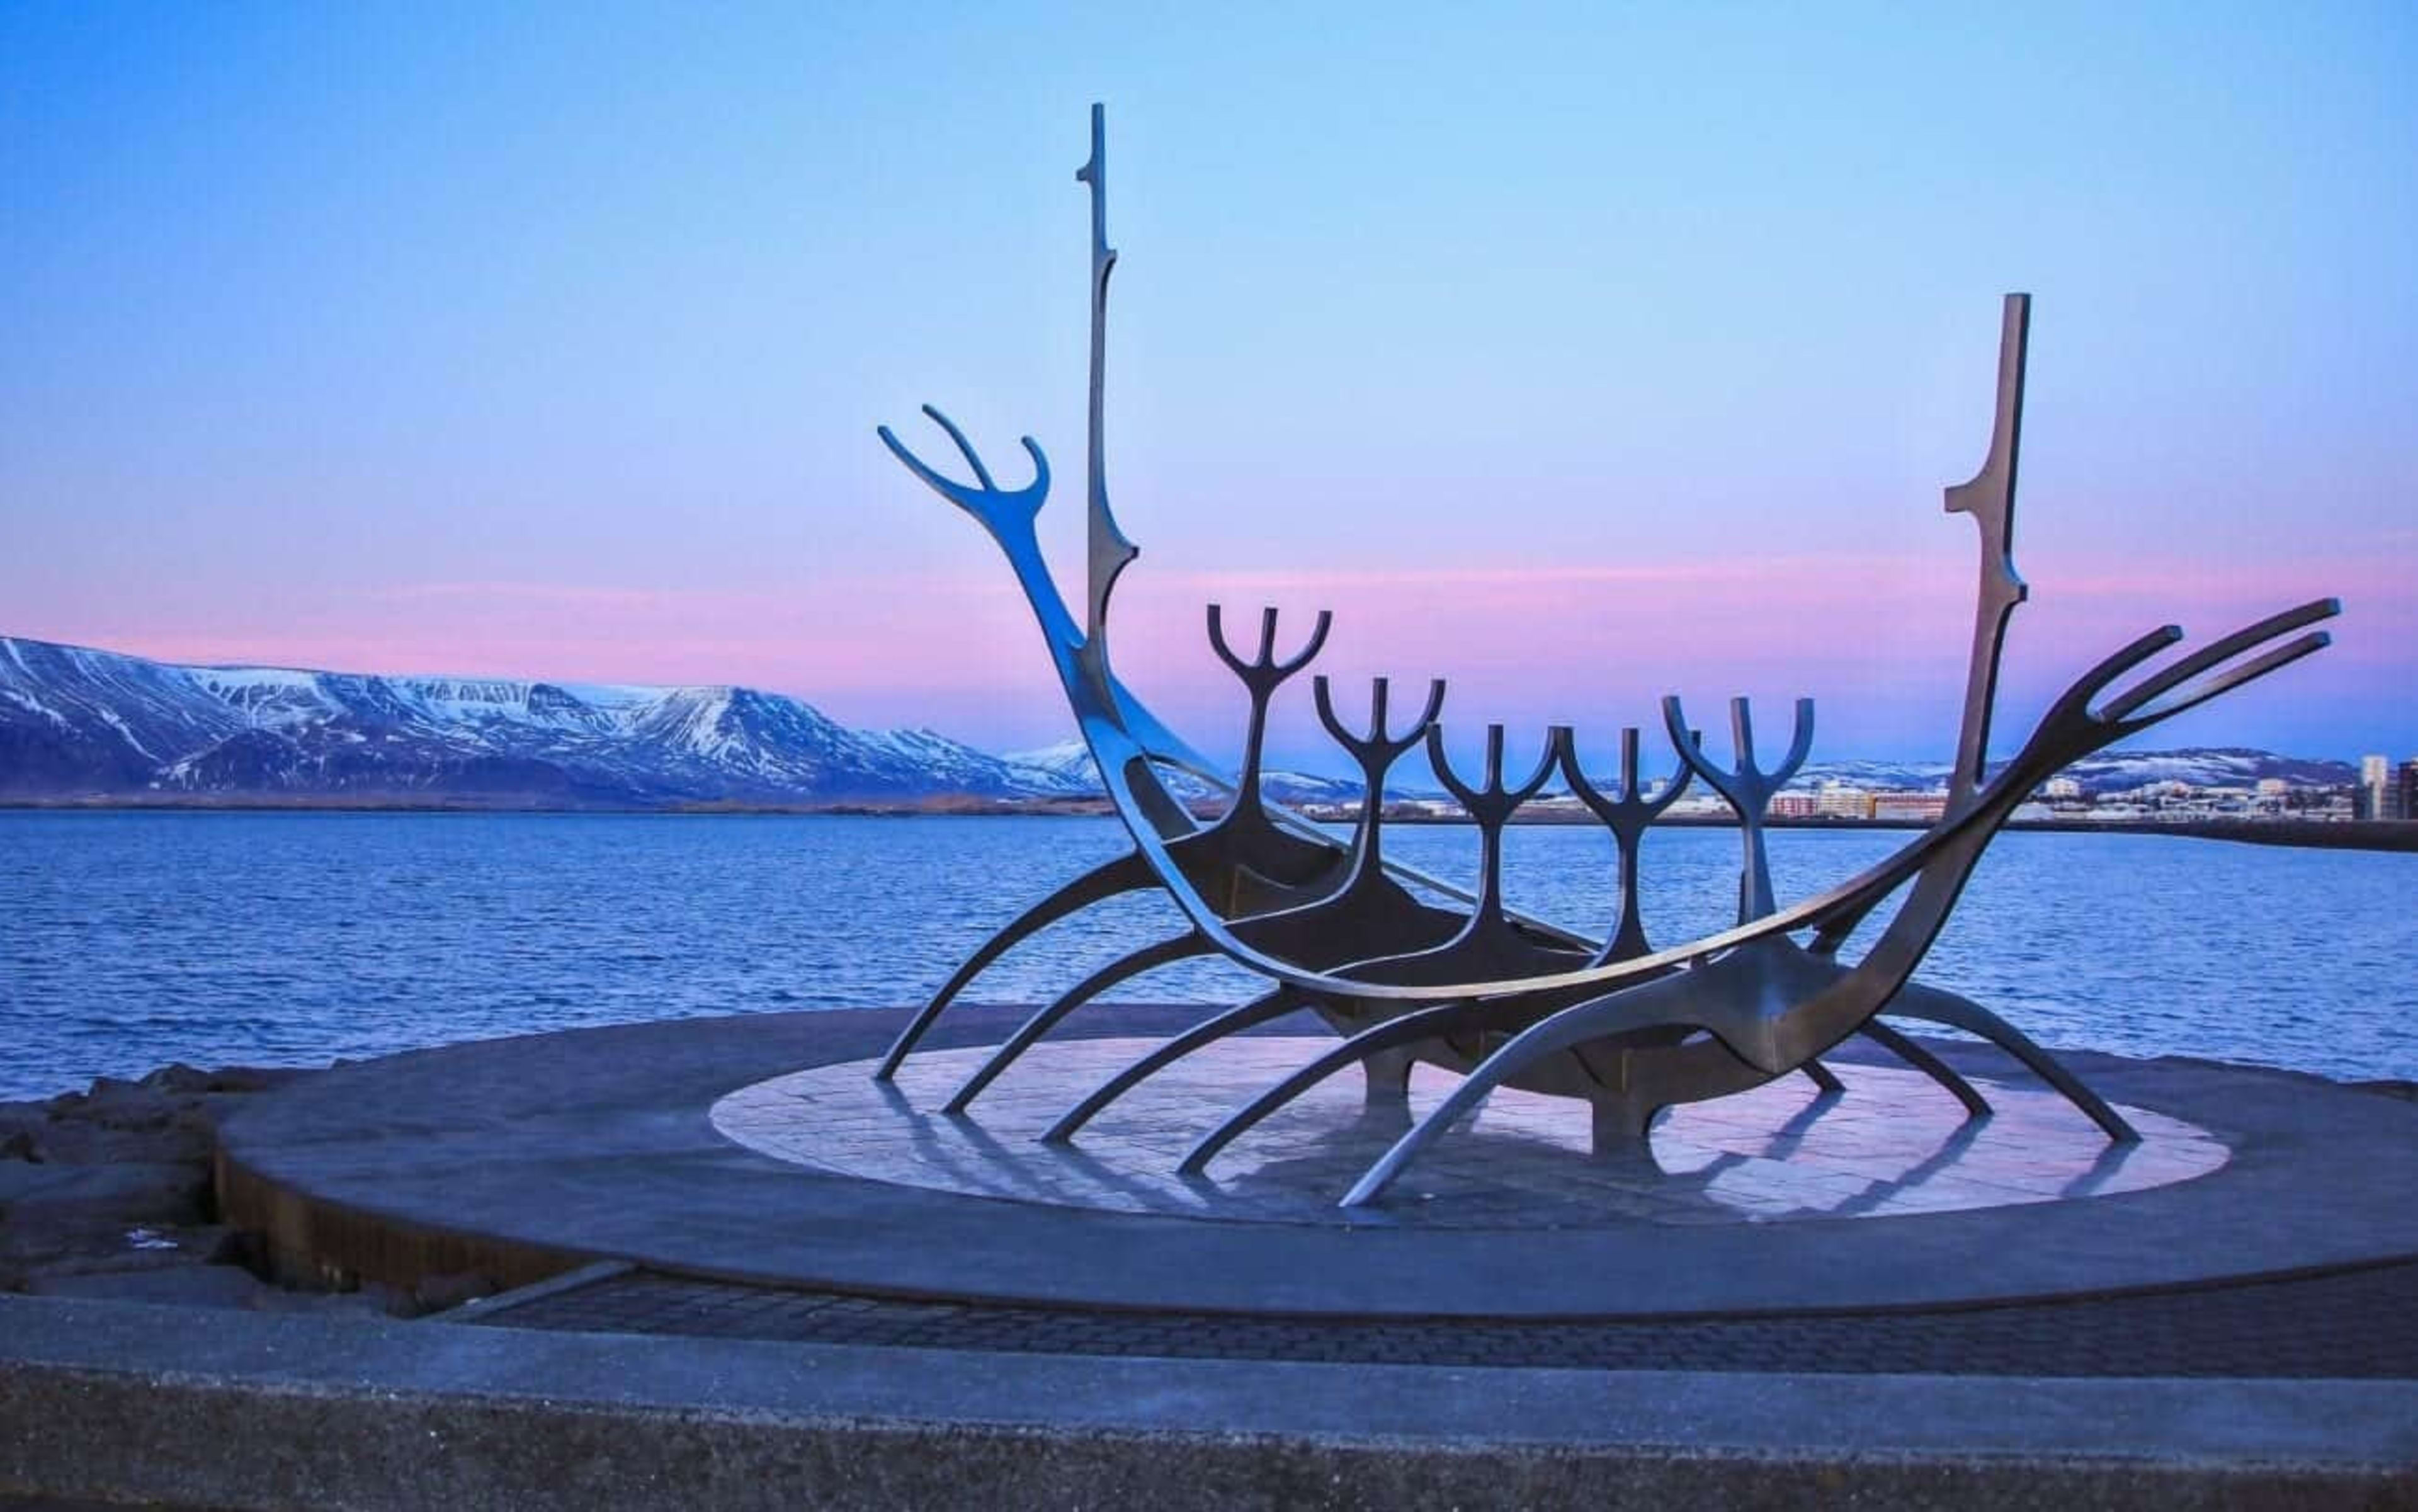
[1,1297,2413,1509]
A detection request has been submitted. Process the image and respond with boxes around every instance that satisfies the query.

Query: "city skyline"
[4,6,2412,766]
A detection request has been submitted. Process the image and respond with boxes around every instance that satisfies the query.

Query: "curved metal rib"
[2097,600,2340,724]
[1313,945,1827,1196]
[1336,984,1713,1205]
[944,931,1211,1113]
[1080,598,2337,1016]
[1327,608,2335,1205]
[1042,677,1461,1144]
[1664,694,1815,923]
[1314,673,1444,878]
[1043,986,1317,1144]
[1332,821,2035,1207]
[1558,725,1694,965]
[1205,602,1334,850]
[1556,724,1834,1100]
[1419,721,1561,940]
[877,849,1155,1079]
[878,407,1053,548]
[1169,603,1347,904]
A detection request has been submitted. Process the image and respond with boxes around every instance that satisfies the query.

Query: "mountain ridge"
[0,633,2361,808]
[0,634,1086,807]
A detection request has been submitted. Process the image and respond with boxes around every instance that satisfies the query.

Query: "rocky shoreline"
[0,1063,492,1317]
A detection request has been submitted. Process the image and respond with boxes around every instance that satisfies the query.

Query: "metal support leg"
[1589,1094,1654,1151]
[1043,986,1316,1144]
[1860,1018,1992,1119]
[944,932,1212,1113]
[876,850,1155,1080]
[1873,990,2135,1142]
[1362,1044,1418,1108]
[1181,1001,1488,1175]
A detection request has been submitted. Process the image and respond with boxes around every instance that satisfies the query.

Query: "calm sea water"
[1,811,2411,1101]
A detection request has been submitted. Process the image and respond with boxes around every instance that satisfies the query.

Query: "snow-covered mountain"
[1788,758,1957,792]
[2034,747,2356,795]
[0,636,1092,806]
[1003,739,1373,807]
[0,634,2359,807]
[1779,749,2354,796]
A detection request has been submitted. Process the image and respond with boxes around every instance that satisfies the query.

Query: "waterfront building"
[1873,792,1953,823]
[2358,754,2393,820]
[1667,795,1733,819]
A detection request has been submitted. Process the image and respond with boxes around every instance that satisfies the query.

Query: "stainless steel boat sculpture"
[874,106,2340,1208]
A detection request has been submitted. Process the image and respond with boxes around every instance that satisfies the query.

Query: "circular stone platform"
[715,1040,2226,1228]
[216,1004,2418,1320]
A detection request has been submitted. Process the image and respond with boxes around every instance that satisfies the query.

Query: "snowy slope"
[1004,738,1387,807]
[0,635,1060,804]
[0,633,2358,805]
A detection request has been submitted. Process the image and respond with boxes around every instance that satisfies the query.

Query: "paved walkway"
[473,1259,2418,1380]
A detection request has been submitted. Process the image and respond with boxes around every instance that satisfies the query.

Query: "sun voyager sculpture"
[873,106,2339,1209]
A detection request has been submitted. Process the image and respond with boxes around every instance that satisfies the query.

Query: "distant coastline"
[6,795,2414,853]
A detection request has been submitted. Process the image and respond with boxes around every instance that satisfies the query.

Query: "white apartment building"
[2360,754,2393,820]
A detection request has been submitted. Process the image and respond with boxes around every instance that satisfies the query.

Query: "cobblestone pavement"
[469,1261,2418,1378]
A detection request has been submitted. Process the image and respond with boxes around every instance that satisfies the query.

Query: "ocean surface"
[1,810,2412,1101]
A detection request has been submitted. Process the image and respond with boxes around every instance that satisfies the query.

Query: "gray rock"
[45,1224,241,1271]
[248,1282,406,1319]
[0,1061,332,1310]
[132,1061,310,1096]
[4,1062,313,1169]
[137,1062,217,1094]
[30,1104,215,1166]
[2,1161,210,1228]
[410,1270,497,1316]
[200,1064,314,1094]
[25,1261,269,1309]
[0,1161,76,1208]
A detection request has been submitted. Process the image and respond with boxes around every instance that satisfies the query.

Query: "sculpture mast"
[1943,293,2031,816]
[1075,103,1140,693]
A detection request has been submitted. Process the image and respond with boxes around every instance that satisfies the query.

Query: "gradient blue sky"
[4,3,2412,768]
